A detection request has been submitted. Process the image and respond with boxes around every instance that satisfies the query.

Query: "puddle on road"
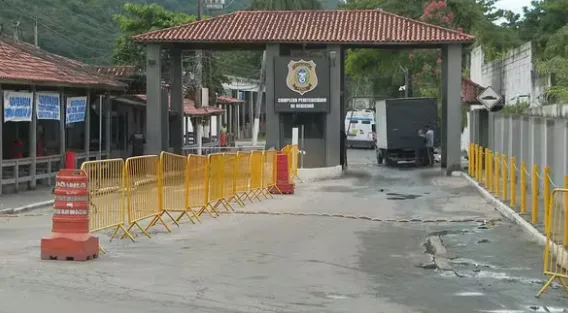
[455,291,484,296]
[309,291,356,300]
[386,192,422,200]
[319,185,359,193]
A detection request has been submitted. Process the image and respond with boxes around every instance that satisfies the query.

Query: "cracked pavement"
[0,149,567,313]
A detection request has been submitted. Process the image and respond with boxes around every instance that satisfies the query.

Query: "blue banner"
[36,93,60,120]
[66,96,87,124]
[3,91,33,122]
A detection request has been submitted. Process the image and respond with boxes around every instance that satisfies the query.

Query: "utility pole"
[195,0,204,154]
[34,17,38,47]
[252,51,266,146]
[400,66,409,98]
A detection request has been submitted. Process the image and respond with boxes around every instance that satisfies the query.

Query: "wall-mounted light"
[329,50,336,67]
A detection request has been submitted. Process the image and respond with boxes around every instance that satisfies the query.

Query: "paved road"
[0,148,566,313]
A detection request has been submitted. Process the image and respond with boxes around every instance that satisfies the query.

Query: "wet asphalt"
[0,148,566,313]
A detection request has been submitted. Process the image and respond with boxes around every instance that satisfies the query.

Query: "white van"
[345,110,376,149]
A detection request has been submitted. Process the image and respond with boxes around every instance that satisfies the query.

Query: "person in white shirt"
[424,125,435,166]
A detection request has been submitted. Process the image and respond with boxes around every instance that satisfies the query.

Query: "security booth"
[273,56,332,168]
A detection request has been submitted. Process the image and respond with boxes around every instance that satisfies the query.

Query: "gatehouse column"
[326,45,342,167]
[145,44,164,155]
[265,44,280,149]
[170,47,184,154]
[442,44,463,175]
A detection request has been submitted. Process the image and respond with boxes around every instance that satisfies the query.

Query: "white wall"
[469,42,550,107]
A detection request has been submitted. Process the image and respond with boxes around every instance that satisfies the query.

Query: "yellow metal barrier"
[488,150,493,192]
[81,159,134,243]
[521,162,527,213]
[159,152,194,224]
[484,148,489,186]
[538,188,568,297]
[289,144,302,183]
[235,151,253,204]
[532,164,539,224]
[510,156,516,207]
[207,153,230,212]
[249,150,265,201]
[263,150,281,195]
[544,167,551,231]
[501,154,507,201]
[125,155,168,238]
[477,145,483,181]
[187,154,216,218]
[468,143,473,176]
[222,153,243,207]
[494,152,500,196]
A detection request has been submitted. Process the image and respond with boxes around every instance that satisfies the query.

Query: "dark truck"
[374,97,437,166]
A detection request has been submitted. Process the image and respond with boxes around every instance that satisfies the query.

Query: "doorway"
[280,112,326,168]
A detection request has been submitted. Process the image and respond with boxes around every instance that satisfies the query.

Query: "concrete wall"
[470,109,568,188]
[469,42,551,107]
[527,104,568,117]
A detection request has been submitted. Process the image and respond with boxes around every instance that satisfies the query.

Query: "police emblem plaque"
[274,56,330,112]
[286,60,318,95]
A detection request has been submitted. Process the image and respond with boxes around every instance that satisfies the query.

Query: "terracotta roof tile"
[0,38,126,89]
[217,95,244,104]
[134,94,225,116]
[132,10,475,45]
[461,78,484,104]
[93,65,139,78]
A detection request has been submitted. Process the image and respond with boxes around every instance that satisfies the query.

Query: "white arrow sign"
[477,86,502,110]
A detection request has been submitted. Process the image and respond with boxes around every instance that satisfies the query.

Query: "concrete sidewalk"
[0,187,54,214]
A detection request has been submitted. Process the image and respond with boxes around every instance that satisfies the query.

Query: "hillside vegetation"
[0,0,339,64]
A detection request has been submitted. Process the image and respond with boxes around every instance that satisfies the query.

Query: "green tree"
[112,3,196,66]
[248,0,323,10]
[113,3,229,95]
[341,0,519,98]
[518,0,568,103]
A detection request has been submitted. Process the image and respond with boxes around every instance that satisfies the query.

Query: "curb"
[459,172,546,245]
[0,200,54,215]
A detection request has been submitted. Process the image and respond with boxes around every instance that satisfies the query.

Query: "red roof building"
[133,10,475,45]
[132,94,225,116]
[461,78,484,105]
[0,38,125,89]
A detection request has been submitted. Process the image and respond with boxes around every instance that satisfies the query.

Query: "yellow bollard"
[510,157,516,207]
[494,153,500,196]
[468,143,473,176]
[484,148,489,186]
[543,167,551,232]
[564,176,568,245]
[470,144,476,178]
[488,150,493,192]
[477,146,483,181]
[502,154,507,201]
[520,162,527,213]
[532,164,539,224]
